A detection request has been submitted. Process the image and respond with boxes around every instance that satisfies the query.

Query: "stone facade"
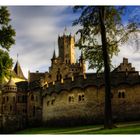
[29,34,86,84]
[42,70,140,126]
[0,61,28,133]
[0,32,140,132]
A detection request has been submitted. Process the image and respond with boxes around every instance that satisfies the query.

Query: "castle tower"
[58,32,76,64]
[2,76,17,115]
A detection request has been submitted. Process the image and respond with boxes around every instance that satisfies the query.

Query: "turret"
[2,76,17,115]
[51,50,57,64]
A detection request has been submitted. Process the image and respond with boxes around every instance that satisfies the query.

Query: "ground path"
[57,121,140,134]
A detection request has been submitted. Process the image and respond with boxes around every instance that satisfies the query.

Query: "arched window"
[68,95,74,103]
[78,95,82,101]
[69,96,71,102]
[82,95,85,101]
[118,92,121,98]
[31,95,34,101]
[47,101,49,106]
[78,94,85,102]
[122,92,125,98]
[51,99,55,105]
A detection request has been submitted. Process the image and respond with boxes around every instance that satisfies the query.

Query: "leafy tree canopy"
[0,6,15,83]
[0,49,13,82]
[73,6,140,72]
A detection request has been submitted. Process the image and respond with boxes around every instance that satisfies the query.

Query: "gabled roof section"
[113,58,136,73]
[13,60,26,80]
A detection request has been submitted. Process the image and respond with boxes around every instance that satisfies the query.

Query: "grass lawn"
[15,121,140,134]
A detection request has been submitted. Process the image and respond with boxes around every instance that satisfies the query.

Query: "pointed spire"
[52,49,56,59]
[64,26,68,36]
[13,59,26,79]
[64,26,67,34]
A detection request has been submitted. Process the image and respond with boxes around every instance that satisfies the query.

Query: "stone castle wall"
[42,74,140,126]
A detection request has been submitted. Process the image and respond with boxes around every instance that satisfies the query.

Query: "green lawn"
[15,121,140,134]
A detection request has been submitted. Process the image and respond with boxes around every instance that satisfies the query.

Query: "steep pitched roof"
[5,76,16,87]
[13,61,26,80]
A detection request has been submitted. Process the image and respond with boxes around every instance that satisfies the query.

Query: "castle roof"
[5,76,16,87]
[29,72,45,82]
[13,60,26,80]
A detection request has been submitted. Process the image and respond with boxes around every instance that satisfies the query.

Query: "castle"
[0,32,140,132]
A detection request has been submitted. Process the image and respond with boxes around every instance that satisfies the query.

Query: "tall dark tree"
[73,6,139,129]
[0,6,15,84]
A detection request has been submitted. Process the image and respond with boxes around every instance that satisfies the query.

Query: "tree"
[0,6,15,84]
[73,6,139,129]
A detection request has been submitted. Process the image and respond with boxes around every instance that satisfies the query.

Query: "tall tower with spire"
[44,29,86,83]
[58,30,76,64]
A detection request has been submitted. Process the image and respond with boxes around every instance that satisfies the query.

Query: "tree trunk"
[99,7,114,129]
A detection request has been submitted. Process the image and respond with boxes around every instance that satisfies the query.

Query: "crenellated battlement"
[42,70,140,96]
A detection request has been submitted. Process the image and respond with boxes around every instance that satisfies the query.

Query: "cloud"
[8,6,81,78]
[7,6,140,78]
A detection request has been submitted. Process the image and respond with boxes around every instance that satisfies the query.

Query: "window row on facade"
[2,96,15,103]
[2,95,27,104]
[5,87,17,91]
[46,99,55,106]
[111,90,126,99]
[68,94,85,103]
